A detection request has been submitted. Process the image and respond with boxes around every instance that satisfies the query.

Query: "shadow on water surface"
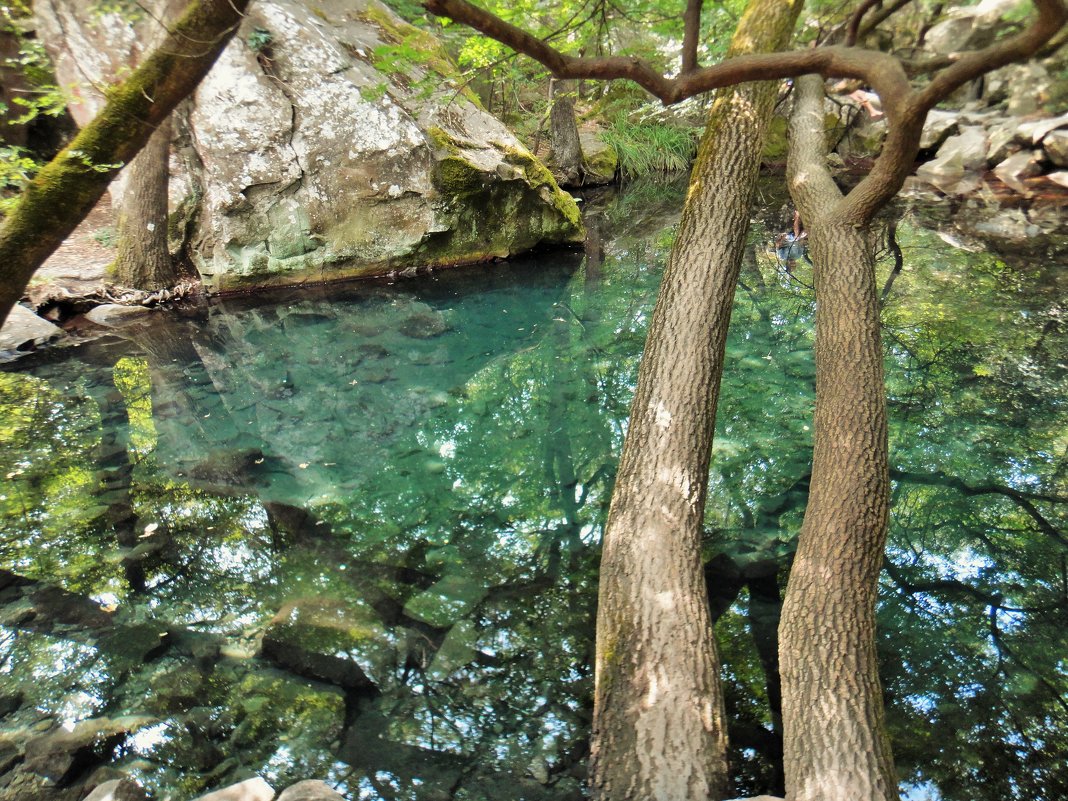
[1,179,1066,801]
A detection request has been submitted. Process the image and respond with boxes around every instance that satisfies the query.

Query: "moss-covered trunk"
[0,0,251,326]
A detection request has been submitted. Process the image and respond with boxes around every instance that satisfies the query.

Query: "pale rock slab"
[919,109,962,151]
[1045,170,1068,188]
[277,780,346,801]
[83,304,154,327]
[83,778,148,801]
[993,149,1044,194]
[193,777,275,801]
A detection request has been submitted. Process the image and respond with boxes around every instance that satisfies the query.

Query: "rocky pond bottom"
[1,183,1066,801]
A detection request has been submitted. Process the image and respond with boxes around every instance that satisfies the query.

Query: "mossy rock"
[230,670,344,749]
[434,155,487,194]
[762,115,789,161]
[583,138,618,184]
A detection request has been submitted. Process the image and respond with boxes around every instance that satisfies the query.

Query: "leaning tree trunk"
[112,115,175,289]
[549,79,584,186]
[589,1,803,798]
[0,0,250,326]
[778,73,898,801]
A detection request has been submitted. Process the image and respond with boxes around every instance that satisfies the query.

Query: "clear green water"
[1,182,1065,801]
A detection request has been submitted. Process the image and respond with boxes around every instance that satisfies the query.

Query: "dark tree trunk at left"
[112,115,176,289]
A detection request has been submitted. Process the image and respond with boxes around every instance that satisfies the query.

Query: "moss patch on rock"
[434,155,486,194]
[502,146,583,231]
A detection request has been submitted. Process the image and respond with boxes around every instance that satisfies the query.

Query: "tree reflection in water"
[1,182,1065,801]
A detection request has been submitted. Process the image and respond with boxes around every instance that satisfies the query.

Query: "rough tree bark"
[588,1,802,798]
[421,1,1064,797]
[0,0,251,326]
[549,78,584,185]
[112,115,175,289]
[779,73,897,801]
[110,0,187,290]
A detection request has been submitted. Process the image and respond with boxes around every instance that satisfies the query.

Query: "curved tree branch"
[890,468,1068,548]
[853,0,914,45]
[846,0,885,46]
[424,0,1066,226]
[915,0,1068,112]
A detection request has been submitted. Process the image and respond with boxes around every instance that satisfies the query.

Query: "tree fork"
[780,72,896,801]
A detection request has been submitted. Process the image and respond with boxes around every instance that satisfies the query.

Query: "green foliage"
[0,145,39,214]
[92,226,118,248]
[65,148,124,173]
[599,115,700,178]
[456,34,510,70]
[246,26,273,53]
[0,7,67,216]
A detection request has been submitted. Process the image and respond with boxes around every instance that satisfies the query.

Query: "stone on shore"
[993,149,1044,194]
[278,780,346,801]
[192,777,275,801]
[83,778,148,801]
[82,304,154,328]
[0,305,65,357]
[1043,129,1068,167]
[919,109,961,151]
[1045,171,1068,188]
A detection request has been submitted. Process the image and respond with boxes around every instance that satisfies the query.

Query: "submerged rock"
[262,598,384,691]
[35,0,583,295]
[22,717,152,784]
[970,208,1042,243]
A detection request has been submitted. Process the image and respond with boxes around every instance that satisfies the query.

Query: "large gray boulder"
[35,0,583,293]
[923,0,1026,54]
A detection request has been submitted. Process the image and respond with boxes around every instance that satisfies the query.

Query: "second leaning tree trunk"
[779,73,897,801]
[112,115,175,289]
[589,1,802,798]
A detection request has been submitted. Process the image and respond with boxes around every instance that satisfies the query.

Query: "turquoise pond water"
[1,182,1066,800]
